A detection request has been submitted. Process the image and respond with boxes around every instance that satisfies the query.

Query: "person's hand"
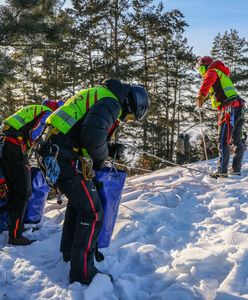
[108,143,125,160]
[93,159,105,170]
[196,94,206,108]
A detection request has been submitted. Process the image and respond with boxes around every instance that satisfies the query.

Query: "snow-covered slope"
[1,154,248,300]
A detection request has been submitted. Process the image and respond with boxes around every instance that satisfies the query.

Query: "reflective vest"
[209,68,238,109]
[46,87,120,134]
[3,105,52,130]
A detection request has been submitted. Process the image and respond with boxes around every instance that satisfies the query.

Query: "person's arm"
[80,98,122,164]
[198,69,218,97]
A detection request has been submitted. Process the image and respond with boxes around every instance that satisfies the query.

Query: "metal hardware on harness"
[43,126,59,142]
[78,157,94,181]
[0,136,6,158]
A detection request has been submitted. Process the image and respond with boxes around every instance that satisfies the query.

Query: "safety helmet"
[196,56,213,76]
[127,85,149,121]
[102,78,149,121]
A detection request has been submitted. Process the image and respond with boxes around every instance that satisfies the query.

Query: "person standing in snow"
[176,133,185,165]
[196,56,245,178]
[184,134,191,163]
[44,79,149,285]
[241,131,247,151]
[0,100,62,245]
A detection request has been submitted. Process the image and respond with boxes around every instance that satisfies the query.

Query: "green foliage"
[1,1,247,172]
[211,29,248,98]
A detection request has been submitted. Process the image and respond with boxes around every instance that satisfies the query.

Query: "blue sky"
[162,0,248,55]
[0,0,247,56]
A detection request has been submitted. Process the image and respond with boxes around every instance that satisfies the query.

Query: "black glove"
[36,140,59,159]
[108,143,125,160]
[93,159,105,170]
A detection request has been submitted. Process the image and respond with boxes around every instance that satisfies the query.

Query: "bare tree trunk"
[170,69,178,159]
[26,51,37,100]
[114,0,120,76]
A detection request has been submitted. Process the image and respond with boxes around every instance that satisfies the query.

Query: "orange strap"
[13,219,20,239]
[218,112,231,144]
[221,99,243,110]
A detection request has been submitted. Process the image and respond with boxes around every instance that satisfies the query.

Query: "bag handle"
[110,151,118,174]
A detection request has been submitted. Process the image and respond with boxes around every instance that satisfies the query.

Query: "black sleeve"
[80,98,121,162]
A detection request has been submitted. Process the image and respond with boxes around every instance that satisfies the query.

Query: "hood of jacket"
[102,79,130,106]
[207,60,230,76]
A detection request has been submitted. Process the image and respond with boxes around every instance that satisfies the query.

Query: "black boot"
[230,170,241,176]
[209,172,228,179]
[8,211,36,246]
[62,252,71,262]
[69,270,113,285]
[8,236,36,246]
[95,244,105,262]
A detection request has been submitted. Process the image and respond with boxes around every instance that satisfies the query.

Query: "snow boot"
[95,244,105,262]
[8,235,36,246]
[230,170,241,176]
[69,271,113,285]
[209,172,228,179]
[62,252,71,262]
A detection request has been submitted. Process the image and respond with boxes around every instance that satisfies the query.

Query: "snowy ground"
[1,153,248,300]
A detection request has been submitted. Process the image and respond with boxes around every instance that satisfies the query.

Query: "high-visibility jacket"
[198,60,239,109]
[3,105,52,130]
[46,87,119,134]
[209,69,238,108]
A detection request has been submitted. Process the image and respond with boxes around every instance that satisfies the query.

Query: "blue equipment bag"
[24,167,50,224]
[0,196,8,233]
[0,165,8,233]
[95,167,127,248]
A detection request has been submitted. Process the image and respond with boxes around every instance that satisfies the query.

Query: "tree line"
[0,0,247,171]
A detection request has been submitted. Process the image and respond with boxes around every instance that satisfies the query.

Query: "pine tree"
[0,0,72,107]
[211,29,248,98]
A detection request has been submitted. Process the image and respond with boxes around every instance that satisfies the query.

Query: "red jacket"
[198,61,230,97]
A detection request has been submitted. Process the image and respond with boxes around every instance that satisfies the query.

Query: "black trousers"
[217,106,245,174]
[57,159,104,284]
[1,142,32,238]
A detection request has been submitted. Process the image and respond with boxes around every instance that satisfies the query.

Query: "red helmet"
[197,56,213,67]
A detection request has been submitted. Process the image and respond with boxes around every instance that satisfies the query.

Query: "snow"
[1,153,248,299]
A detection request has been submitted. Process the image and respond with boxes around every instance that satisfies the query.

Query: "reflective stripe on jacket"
[210,68,238,108]
[46,87,119,134]
[3,105,52,130]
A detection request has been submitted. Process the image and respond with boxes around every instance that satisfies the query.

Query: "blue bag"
[0,196,8,233]
[95,167,127,248]
[0,165,8,233]
[24,167,50,224]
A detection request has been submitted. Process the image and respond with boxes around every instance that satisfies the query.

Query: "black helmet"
[127,85,149,121]
[102,78,149,121]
